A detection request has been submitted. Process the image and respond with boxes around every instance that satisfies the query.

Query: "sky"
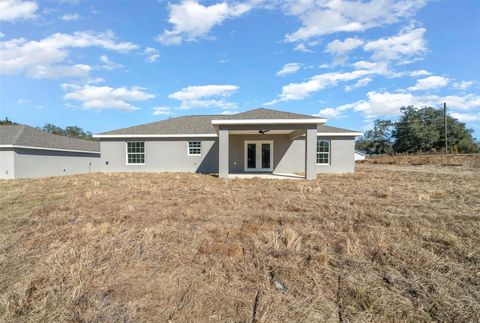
[0,0,479,137]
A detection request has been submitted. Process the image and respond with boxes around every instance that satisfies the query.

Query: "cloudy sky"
[1,0,479,136]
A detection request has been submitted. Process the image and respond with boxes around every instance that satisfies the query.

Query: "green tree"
[0,117,18,125]
[356,119,394,154]
[41,123,65,136]
[393,106,476,153]
[64,126,92,140]
[41,123,93,140]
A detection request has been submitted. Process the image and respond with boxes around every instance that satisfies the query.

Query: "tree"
[40,124,93,140]
[356,106,478,154]
[0,117,18,125]
[393,106,476,153]
[356,119,394,154]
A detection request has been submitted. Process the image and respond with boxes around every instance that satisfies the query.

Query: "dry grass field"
[0,158,479,322]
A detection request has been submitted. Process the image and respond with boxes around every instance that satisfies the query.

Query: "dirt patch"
[0,164,479,322]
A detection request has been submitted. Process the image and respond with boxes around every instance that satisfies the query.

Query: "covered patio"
[211,113,326,180]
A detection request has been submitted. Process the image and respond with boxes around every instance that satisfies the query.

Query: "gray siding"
[100,138,218,173]
[0,149,15,179]
[316,136,356,173]
[98,135,355,175]
[12,148,101,179]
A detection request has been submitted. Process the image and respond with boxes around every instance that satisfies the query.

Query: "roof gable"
[226,108,320,120]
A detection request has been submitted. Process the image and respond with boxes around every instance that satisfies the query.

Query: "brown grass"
[0,160,479,322]
[360,153,480,168]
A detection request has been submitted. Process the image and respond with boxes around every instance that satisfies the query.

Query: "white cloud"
[0,31,137,79]
[0,0,38,22]
[345,77,372,92]
[293,43,313,53]
[143,47,159,63]
[0,32,5,38]
[17,98,29,105]
[156,0,252,45]
[152,107,171,115]
[61,13,82,21]
[267,67,386,104]
[63,84,155,111]
[276,63,302,76]
[319,91,480,120]
[453,81,474,90]
[326,37,364,56]
[99,55,123,70]
[450,112,480,122]
[409,69,431,77]
[221,110,239,115]
[28,64,91,79]
[408,76,449,91]
[316,107,345,119]
[363,25,427,63]
[283,0,427,43]
[169,84,239,109]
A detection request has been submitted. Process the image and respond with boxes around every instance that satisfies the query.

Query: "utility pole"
[444,102,448,154]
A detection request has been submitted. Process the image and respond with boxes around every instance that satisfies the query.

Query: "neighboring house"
[94,108,361,180]
[0,125,100,179]
[355,150,367,161]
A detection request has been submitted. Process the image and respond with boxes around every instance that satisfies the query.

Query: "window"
[316,139,330,165]
[127,142,145,164]
[188,141,201,156]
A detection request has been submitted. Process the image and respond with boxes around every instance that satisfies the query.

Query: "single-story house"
[94,108,361,180]
[355,150,367,161]
[0,125,101,179]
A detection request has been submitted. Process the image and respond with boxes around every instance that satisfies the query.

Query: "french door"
[244,140,273,172]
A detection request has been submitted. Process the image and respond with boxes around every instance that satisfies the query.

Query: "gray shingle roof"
[0,125,100,152]
[99,115,226,135]
[317,124,360,134]
[98,108,358,136]
[224,108,322,119]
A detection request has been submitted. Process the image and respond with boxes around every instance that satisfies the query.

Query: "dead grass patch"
[0,163,479,322]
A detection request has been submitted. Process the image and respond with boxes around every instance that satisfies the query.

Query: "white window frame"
[316,139,330,165]
[126,141,145,165]
[187,141,201,156]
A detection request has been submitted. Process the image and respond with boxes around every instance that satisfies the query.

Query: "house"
[94,108,361,180]
[355,150,367,161]
[0,125,100,179]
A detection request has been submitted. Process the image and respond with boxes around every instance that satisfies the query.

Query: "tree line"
[356,106,479,154]
[0,118,93,140]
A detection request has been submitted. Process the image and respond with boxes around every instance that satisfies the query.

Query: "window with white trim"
[188,141,201,156]
[127,142,145,164]
[316,139,330,165]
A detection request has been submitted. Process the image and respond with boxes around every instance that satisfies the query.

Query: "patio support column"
[218,129,229,178]
[305,128,317,180]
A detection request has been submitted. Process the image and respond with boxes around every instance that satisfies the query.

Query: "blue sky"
[1,0,479,137]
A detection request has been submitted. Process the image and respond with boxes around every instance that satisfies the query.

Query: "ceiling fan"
[259,129,270,134]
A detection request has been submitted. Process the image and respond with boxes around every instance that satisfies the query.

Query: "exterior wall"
[317,136,356,173]
[100,138,218,173]
[12,148,101,179]
[0,149,15,179]
[228,134,305,174]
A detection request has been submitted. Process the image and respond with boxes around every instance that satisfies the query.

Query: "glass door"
[247,143,257,169]
[244,141,273,171]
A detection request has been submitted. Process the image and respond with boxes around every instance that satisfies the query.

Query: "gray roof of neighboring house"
[0,125,100,152]
[98,108,359,136]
